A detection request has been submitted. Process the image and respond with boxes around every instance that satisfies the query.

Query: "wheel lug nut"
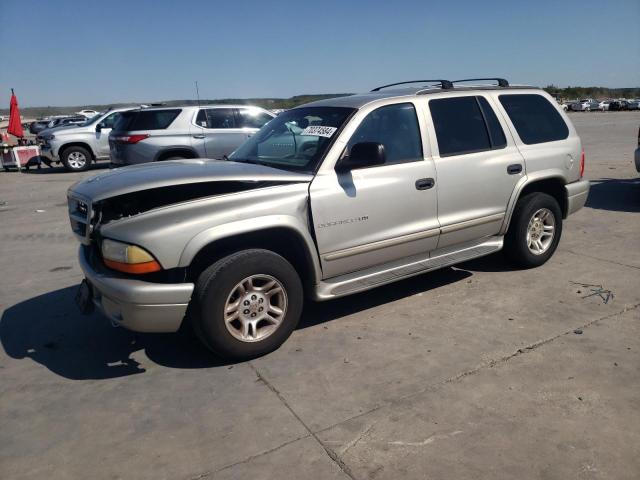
[251,295,257,300]
[251,313,256,317]
[259,307,263,312]
[258,298,263,303]
[243,309,249,314]
[243,300,249,306]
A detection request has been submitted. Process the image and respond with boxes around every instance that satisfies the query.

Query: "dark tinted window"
[499,94,569,144]
[430,97,490,156]
[348,103,422,165]
[236,108,274,128]
[114,109,180,131]
[203,108,235,128]
[477,97,506,149]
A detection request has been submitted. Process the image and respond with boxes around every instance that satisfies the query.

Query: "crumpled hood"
[69,159,313,201]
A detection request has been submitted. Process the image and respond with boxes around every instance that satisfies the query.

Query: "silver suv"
[68,78,590,360]
[39,108,134,171]
[109,105,275,165]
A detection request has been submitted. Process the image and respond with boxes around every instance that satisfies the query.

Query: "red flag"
[8,89,24,138]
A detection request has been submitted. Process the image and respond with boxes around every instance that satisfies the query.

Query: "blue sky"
[1,0,638,107]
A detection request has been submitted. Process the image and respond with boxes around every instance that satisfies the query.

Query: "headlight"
[101,239,161,274]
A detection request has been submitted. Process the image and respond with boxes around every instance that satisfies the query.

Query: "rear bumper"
[78,246,194,332]
[565,179,590,216]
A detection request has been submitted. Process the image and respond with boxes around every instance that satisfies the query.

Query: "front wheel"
[504,192,563,268]
[191,249,303,360]
[61,146,91,172]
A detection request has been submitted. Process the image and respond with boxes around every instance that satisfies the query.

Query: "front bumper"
[565,179,590,216]
[78,246,194,332]
[634,147,640,173]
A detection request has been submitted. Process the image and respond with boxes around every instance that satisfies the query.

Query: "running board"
[313,236,503,300]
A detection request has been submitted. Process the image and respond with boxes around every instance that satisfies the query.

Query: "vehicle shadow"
[0,286,226,381]
[22,162,111,174]
[299,267,472,329]
[1,268,472,380]
[585,177,640,213]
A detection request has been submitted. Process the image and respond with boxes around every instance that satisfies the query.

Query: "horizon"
[1,0,639,108]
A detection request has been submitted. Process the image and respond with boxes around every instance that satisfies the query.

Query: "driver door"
[309,102,440,278]
[95,112,121,157]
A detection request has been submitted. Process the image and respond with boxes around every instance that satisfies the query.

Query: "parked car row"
[564,98,640,112]
[37,104,275,171]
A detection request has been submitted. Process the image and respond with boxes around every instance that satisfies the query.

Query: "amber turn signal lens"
[103,258,162,274]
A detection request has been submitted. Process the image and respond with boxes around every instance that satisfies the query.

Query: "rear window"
[499,94,569,144]
[114,109,181,131]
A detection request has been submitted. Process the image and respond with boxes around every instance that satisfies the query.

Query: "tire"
[61,146,91,172]
[504,192,563,268]
[191,249,303,360]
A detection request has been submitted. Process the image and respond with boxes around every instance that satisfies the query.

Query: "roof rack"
[451,78,509,87]
[371,79,454,92]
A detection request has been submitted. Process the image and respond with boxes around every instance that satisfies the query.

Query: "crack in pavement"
[315,302,640,438]
[187,434,311,480]
[247,362,358,480]
[565,249,640,270]
[184,303,639,480]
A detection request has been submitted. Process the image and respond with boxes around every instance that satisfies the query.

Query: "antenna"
[194,80,208,158]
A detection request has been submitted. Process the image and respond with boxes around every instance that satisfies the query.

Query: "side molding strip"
[323,228,440,261]
[322,213,505,262]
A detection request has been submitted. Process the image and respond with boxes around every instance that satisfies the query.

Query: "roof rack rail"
[452,78,509,87]
[371,79,453,92]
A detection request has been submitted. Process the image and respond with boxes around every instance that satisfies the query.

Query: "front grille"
[67,193,94,245]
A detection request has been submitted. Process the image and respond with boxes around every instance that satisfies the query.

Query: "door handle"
[507,164,523,175]
[415,178,435,190]
[192,134,205,139]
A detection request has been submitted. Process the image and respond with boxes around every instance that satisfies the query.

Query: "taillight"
[580,149,585,177]
[112,134,149,144]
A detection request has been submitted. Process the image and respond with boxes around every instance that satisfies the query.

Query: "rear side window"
[348,102,422,165]
[197,108,236,128]
[236,108,274,128]
[114,109,181,131]
[430,97,489,156]
[499,94,569,144]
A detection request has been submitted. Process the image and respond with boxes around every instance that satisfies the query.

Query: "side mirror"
[336,142,385,172]
[95,123,103,132]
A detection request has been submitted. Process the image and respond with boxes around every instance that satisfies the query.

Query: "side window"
[477,97,506,149]
[237,108,274,128]
[348,103,422,165]
[429,96,491,156]
[499,94,569,144]
[100,112,120,129]
[205,108,235,129]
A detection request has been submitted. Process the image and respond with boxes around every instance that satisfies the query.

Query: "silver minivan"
[109,105,275,165]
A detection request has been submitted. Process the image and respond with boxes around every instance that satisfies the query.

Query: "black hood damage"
[95,180,297,224]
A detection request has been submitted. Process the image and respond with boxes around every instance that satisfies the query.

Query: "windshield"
[228,106,355,173]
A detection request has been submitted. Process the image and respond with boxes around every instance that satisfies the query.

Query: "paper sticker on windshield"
[301,126,337,138]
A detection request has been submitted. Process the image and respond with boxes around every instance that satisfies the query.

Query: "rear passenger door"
[192,108,248,159]
[426,95,524,249]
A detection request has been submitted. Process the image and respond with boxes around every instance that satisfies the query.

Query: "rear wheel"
[504,192,563,268]
[61,146,91,172]
[191,249,303,360]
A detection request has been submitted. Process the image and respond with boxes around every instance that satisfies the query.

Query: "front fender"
[178,215,323,283]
